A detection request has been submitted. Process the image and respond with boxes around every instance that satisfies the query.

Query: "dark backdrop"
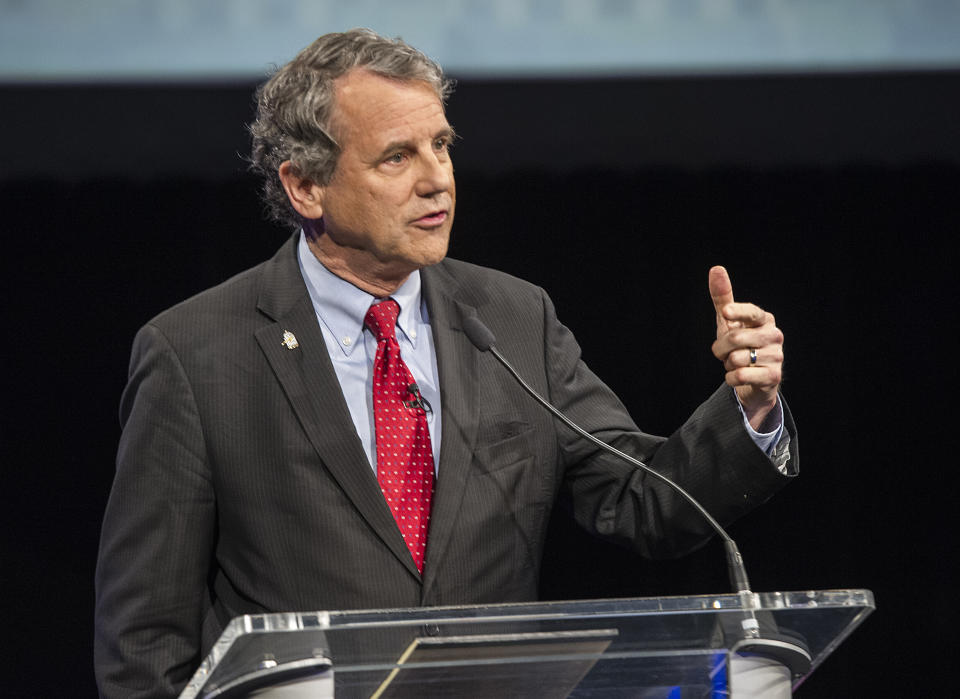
[3,71,958,696]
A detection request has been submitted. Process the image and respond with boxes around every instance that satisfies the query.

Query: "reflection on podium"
[180,589,873,698]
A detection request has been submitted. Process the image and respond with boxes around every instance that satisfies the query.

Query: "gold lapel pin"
[281,330,299,349]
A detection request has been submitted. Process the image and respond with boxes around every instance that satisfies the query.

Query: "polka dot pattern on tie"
[365,299,434,574]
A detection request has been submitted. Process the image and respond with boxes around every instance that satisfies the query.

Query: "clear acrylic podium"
[180,589,874,698]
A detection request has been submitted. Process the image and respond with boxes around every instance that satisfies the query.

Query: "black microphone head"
[462,315,496,352]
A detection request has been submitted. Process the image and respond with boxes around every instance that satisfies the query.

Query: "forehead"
[331,69,448,152]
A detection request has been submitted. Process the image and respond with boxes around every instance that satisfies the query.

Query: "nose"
[415,150,453,197]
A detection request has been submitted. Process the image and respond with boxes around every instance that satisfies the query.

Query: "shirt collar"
[297,231,425,356]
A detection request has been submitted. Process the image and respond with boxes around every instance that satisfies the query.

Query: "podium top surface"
[182,589,874,698]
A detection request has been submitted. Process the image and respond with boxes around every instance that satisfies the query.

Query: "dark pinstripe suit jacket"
[94,233,796,697]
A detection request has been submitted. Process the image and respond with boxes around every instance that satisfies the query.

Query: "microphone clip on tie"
[404,383,432,414]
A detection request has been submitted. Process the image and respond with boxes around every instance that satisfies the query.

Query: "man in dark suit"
[95,29,795,697]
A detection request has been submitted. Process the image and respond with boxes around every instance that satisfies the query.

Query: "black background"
[3,70,958,696]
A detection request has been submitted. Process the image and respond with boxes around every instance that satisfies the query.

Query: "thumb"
[709,265,735,324]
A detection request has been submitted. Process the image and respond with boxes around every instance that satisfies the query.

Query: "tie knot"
[365,299,400,342]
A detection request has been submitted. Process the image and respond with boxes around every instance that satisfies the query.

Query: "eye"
[433,137,450,153]
[384,152,406,165]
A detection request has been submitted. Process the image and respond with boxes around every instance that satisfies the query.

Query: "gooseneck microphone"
[462,315,814,680]
[461,314,753,597]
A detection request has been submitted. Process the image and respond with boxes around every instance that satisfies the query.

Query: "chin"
[412,234,451,268]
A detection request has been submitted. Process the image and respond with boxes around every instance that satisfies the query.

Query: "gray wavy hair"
[249,28,454,230]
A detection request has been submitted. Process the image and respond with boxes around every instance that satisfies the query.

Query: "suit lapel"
[254,235,420,580]
[419,264,483,596]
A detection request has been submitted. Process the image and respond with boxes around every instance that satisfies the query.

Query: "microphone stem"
[488,345,753,595]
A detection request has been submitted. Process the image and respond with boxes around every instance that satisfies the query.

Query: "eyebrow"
[374,126,458,161]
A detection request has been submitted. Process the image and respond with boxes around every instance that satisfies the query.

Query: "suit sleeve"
[539,289,798,559]
[95,323,216,698]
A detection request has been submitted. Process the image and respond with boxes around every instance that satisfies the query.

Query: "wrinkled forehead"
[328,69,447,150]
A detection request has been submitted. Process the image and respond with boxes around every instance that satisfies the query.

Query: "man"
[95,29,794,697]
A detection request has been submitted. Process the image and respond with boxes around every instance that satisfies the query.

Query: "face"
[312,69,456,288]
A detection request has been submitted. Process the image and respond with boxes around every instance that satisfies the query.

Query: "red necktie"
[365,299,434,573]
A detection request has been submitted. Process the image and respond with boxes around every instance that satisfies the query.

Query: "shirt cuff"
[734,388,784,457]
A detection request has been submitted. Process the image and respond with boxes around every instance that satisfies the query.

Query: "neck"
[306,230,411,297]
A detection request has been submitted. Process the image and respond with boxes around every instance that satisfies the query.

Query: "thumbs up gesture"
[709,266,784,431]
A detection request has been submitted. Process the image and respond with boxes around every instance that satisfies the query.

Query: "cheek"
[361,182,408,218]
[386,181,416,211]
[343,188,391,231]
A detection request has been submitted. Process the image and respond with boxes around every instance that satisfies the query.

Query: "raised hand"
[709,266,784,431]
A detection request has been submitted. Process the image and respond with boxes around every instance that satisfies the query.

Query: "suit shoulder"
[432,257,545,304]
[141,260,270,340]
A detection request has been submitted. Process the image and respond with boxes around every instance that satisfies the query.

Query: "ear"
[278,161,325,220]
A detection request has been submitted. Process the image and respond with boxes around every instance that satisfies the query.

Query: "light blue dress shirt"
[297,233,442,473]
[736,393,784,457]
[297,232,783,475]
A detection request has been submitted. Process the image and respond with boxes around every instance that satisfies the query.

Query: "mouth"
[412,209,449,228]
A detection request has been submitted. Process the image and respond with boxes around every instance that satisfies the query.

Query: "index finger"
[709,265,735,316]
[723,302,768,326]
